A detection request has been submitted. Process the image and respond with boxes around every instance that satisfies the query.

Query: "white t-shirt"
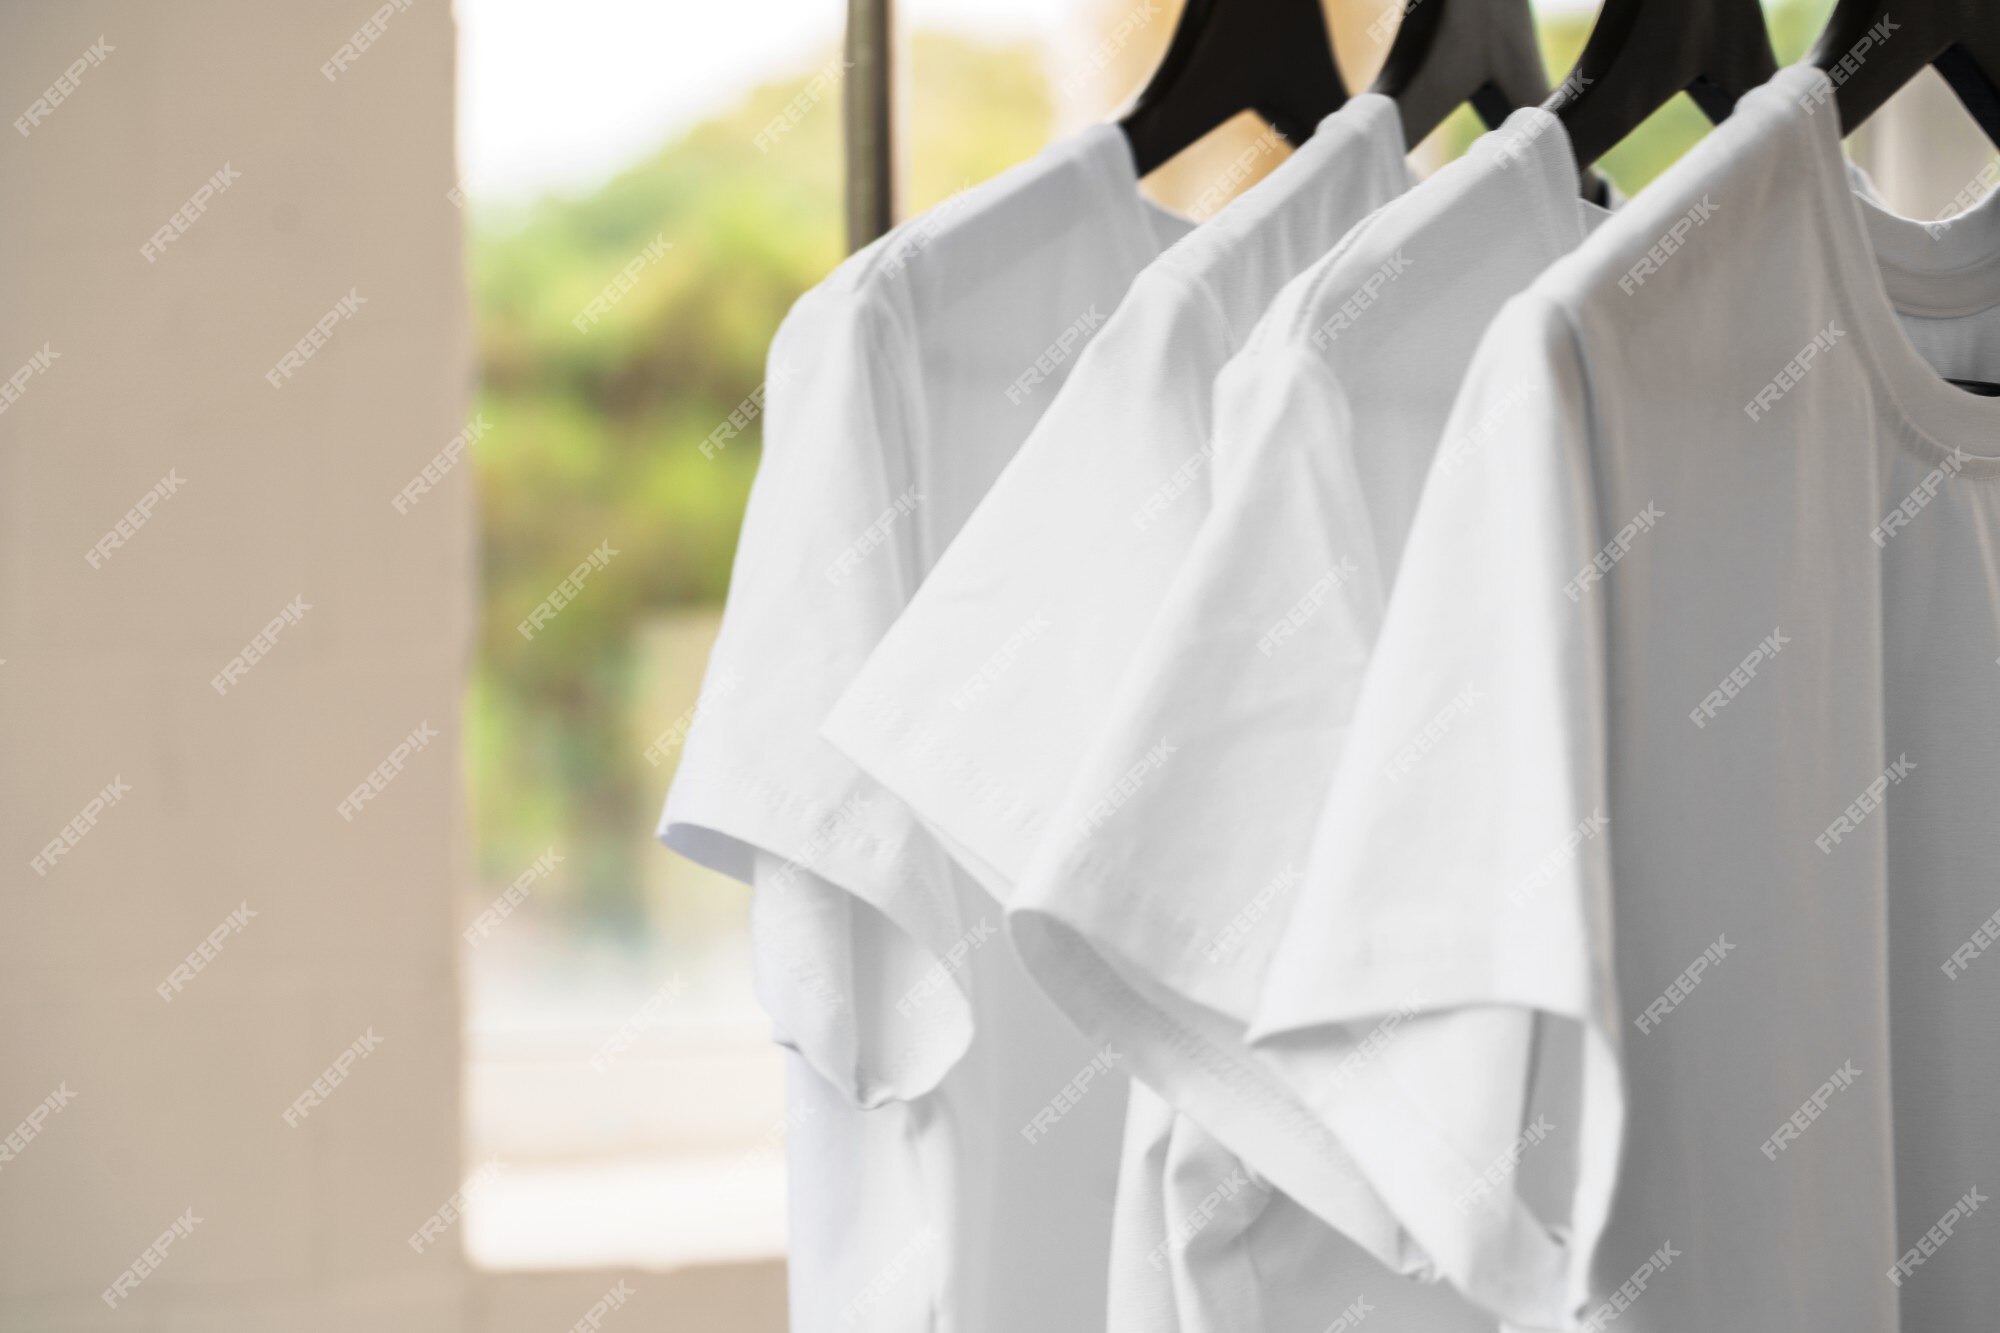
[1112,1081,1459,1333]
[817,96,1417,1329]
[1251,64,2000,1331]
[768,871,931,1333]
[661,127,1190,1332]
[1006,109,1608,1331]
[821,95,1415,905]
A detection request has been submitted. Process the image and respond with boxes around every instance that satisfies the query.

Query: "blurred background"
[2,0,1992,1329]
[454,0,1974,1283]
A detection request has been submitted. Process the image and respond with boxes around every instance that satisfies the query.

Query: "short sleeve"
[1010,347,1384,1020]
[660,282,971,1108]
[1005,346,1425,1275]
[819,272,1233,900]
[1247,292,1625,1330]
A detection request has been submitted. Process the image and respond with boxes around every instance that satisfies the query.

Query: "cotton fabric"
[818,96,1423,1327]
[821,96,1415,906]
[662,126,1190,1331]
[1007,107,1609,1332]
[1251,65,2000,1332]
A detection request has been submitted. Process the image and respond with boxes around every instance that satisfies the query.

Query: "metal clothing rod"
[844,0,895,251]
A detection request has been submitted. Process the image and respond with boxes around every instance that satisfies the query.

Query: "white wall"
[0,5,788,1326]
[0,1,474,1326]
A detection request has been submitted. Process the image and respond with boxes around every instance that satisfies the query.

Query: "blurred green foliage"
[467,34,1055,922]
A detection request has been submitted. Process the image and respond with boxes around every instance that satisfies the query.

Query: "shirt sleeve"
[819,271,1233,900]
[659,280,972,1109]
[1247,292,1625,1331]
[1005,346,1424,1276]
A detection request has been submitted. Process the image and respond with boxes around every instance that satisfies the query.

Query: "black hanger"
[1545,0,1778,170]
[1810,0,2000,145]
[1118,0,1348,177]
[1371,0,1551,148]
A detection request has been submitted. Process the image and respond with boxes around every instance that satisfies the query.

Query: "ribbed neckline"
[1152,95,1416,340]
[1776,64,2000,475]
[1488,106,1595,261]
[1268,105,1605,356]
[1070,122,1200,279]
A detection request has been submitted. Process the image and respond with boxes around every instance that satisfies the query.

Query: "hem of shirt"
[659,774,972,1106]
[1292,1029,1572,1330]
[821,682,1046,902]
[1246,930,1622,1333]
[1004,903,1435,1284]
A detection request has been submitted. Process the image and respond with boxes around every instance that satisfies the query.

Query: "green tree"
[467,34,1056,926]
